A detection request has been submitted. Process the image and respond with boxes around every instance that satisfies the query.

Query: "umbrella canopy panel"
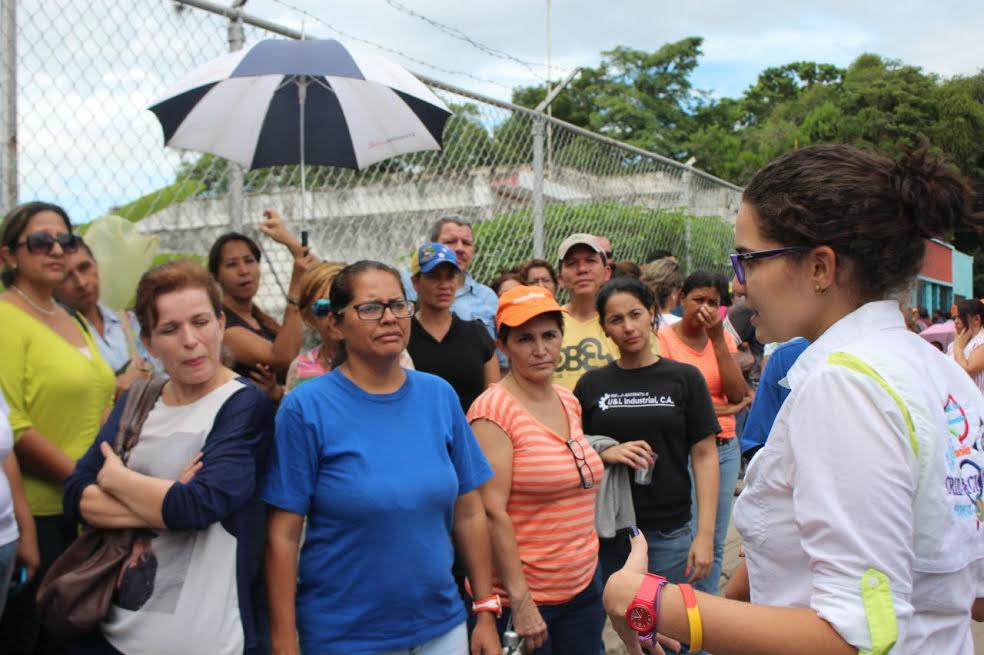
[149,39,452,171]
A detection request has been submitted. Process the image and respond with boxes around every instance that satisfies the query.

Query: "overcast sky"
[12,0,984,221]
[247,0,984,99]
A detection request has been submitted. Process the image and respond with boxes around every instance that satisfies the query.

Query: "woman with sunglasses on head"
[468,286,605,654]
[0,201,115,653]
[286,262,415,392]
[263,261,500,655]
[604,145,984,655]
[574,278,720,593]
[207,208,318,401]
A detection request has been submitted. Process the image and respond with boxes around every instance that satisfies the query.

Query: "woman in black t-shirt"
[573,277,720,586]
[207,210,318,398]
[407,242,499,413]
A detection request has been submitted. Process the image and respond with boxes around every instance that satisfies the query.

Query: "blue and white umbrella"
[149,38,452,178]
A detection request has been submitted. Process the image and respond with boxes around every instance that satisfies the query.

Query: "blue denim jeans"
[497,564,605,655]
[690,437,740,594]
[377,622,467,655]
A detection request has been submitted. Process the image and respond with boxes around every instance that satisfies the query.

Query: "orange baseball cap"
[496,285,566,331]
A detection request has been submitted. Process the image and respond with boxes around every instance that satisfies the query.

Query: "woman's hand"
[686,532,713,582]
[292,248,321,276]
[249,363,284,403]
[605,530,683,655]
[97,441,127,490]
[15,523,40,582]
[511,591,548,652]
[695,304,724,340]
[955,326,971,350]
[259,208,302,254]
[178,452,204,484]
[471,614,502,654]
[600,440,655,470]
[714,397,750,417]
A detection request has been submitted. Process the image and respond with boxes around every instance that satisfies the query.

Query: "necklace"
[11,285,58,316]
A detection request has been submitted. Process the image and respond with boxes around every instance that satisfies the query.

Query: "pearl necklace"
[11,285,59,316]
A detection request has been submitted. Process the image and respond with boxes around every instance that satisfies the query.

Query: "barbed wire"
[381,0,574,83]
[265,0,516,92]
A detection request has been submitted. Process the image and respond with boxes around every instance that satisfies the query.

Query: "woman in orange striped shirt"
[468,286,605,654]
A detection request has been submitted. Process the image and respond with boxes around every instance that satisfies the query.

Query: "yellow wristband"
[678,583,703,652]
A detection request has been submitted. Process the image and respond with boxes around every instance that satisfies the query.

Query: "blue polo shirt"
[262,369,493,654]
[740,337,808,455]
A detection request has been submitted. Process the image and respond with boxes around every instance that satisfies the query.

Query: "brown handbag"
[36,376,167,638]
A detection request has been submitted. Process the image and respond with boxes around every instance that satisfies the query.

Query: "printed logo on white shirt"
[598,392,675,412]
[943,394,984,527]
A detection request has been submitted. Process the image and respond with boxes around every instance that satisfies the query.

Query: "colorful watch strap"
[628,574,667,632]
[678,583,703,652]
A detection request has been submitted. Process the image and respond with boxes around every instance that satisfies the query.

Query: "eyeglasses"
[729,247,811,285]
[338,300,415,320]
[566,438,595,490]
[12,232,82,255]
[311,299,331,318]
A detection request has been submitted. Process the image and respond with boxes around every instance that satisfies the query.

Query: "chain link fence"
[5,0,742,312]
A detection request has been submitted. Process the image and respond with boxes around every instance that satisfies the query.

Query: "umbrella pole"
[298,75,307,222]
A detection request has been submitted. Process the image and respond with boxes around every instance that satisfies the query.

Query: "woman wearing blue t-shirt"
[264,260,501,655]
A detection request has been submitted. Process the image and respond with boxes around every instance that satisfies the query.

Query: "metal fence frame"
[2,0,743,312]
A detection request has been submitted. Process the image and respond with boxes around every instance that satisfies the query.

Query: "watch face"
[627,605,654,632]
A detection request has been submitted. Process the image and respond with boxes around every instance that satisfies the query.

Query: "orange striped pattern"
[468,383,602,605]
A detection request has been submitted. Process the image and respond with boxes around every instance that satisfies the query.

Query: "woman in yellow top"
[0,201,115,653]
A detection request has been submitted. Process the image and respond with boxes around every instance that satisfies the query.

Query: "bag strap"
[113,376,167,465]
[117,310,141,363]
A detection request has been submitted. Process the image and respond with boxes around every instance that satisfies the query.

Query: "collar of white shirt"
[784,300,905,391]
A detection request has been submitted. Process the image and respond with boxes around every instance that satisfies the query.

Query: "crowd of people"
[0,142,983,655]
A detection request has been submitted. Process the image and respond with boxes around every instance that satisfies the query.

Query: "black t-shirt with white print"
[574,358,721,531]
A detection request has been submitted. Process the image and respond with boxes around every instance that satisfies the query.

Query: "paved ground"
[603,520,984,653]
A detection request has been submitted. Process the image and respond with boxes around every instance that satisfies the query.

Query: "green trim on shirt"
[827,352,918,458]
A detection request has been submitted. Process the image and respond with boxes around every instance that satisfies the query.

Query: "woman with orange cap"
[468,286,605,654]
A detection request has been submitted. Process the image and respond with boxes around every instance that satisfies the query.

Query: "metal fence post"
[682,165,693,273]
[0,0,17,211]
[532,117,545,259]
[227,5,245,230]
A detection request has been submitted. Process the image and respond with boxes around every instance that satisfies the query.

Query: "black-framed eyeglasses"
[566,438,595,490]
[311,298,331,318]
[12,232,82,255]
[729,247,811,285]
[337,300,415,320]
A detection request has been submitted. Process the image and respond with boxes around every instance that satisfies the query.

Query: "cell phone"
[301,230,309,248]
[8,564,28,597]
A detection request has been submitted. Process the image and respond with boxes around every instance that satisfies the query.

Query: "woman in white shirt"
[948,298,984,395]
[0,392,38,620]
[603,144,984,655]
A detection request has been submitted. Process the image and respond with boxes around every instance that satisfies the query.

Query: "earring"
[815,284,826,295]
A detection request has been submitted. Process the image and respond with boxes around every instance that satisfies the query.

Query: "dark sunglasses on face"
[12,231,82,255]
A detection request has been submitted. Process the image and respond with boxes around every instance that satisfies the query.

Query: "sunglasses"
[311,299,331,317]
[729,247,810,285]
[12,231,82,255]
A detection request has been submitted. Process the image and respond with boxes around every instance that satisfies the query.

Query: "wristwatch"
[472,594,502,617]
[625,573,667,634]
